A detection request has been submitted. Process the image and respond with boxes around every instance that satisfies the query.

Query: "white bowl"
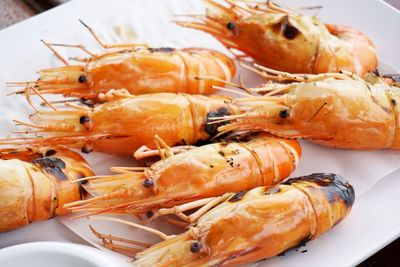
[0,242,127,267]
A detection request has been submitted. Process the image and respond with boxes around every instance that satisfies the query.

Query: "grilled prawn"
[92,173,354,266]
[8,46,235,100]
[178,0,377,75]
[65,133,301,218]
[0,146,93,232]
[5,91,236,156]
[218,66,400,149]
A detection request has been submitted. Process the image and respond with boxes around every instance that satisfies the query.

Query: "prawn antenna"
[89,216,173,240]
[41,39,69,66]
[89,225,151,255]
[78,19,147,50]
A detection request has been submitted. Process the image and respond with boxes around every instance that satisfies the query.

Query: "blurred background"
[0,0,399,266]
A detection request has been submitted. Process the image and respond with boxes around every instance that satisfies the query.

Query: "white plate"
[0,0,400,266]
[0,242,128,267]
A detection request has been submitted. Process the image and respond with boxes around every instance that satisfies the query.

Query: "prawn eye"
[226,21,236,31]
[79,115,90,125]
[143,178,154,188]
[81,145,93,154]
[279,110,289,118]
[190,241,203,253]
[78,75,88,83]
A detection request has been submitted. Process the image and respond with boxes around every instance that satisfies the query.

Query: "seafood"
[177,0,378,75]
[0,146,93,232]
[5,91,236,156]
[65,133,301,218]
[92,173,354,266]
[8,21,235,100]
[217,66,400,149]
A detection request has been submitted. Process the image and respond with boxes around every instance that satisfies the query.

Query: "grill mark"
[385,90,398,148]
[175,51,189,93]
[238,143,266,187]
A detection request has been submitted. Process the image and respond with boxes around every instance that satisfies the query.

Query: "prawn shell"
[0,146,93,232]
[35,47,236,98]
[134,173,354,266]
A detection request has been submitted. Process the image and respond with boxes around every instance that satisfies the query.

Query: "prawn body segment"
[0,146,93,232]
[133,173,354,266]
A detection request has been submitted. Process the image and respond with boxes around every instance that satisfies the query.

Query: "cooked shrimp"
[2,91,237,156]
[217,66,400,149]
[7,20,235,100]
[0,145,93,232]
[65,133,301,219]
[90,173,354,266]
[177,0,377,75]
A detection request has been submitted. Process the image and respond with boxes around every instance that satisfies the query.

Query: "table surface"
[0,0,399,266]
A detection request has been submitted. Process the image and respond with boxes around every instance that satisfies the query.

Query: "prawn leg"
[151,193,233,223]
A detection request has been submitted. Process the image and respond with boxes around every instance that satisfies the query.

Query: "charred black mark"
[265,186,281,195]
[218,151,225,157]
[281,17,300,40]
[209,165,214,168]
[143,178,154,188]
[146,210,154,219]
[279,109,289,118]
[78,177,88,200]
[80,98,95,108]
[194,139,212,146]
[205,107,231,137]
[282,173,355,208]
[229,191,247,202]
[81,145,93,154]
[383,74,400,83]
[372,69,380,77]
[282,23,299,39]
[278,235,311,256]
[79,115,90,125]
[78,75,88,83]
[391,99,397,106]
[227,158,234,167]
[32,157,68,181]
[190,241,203,253]
[148,47,175,53]
[45,149,57,157]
